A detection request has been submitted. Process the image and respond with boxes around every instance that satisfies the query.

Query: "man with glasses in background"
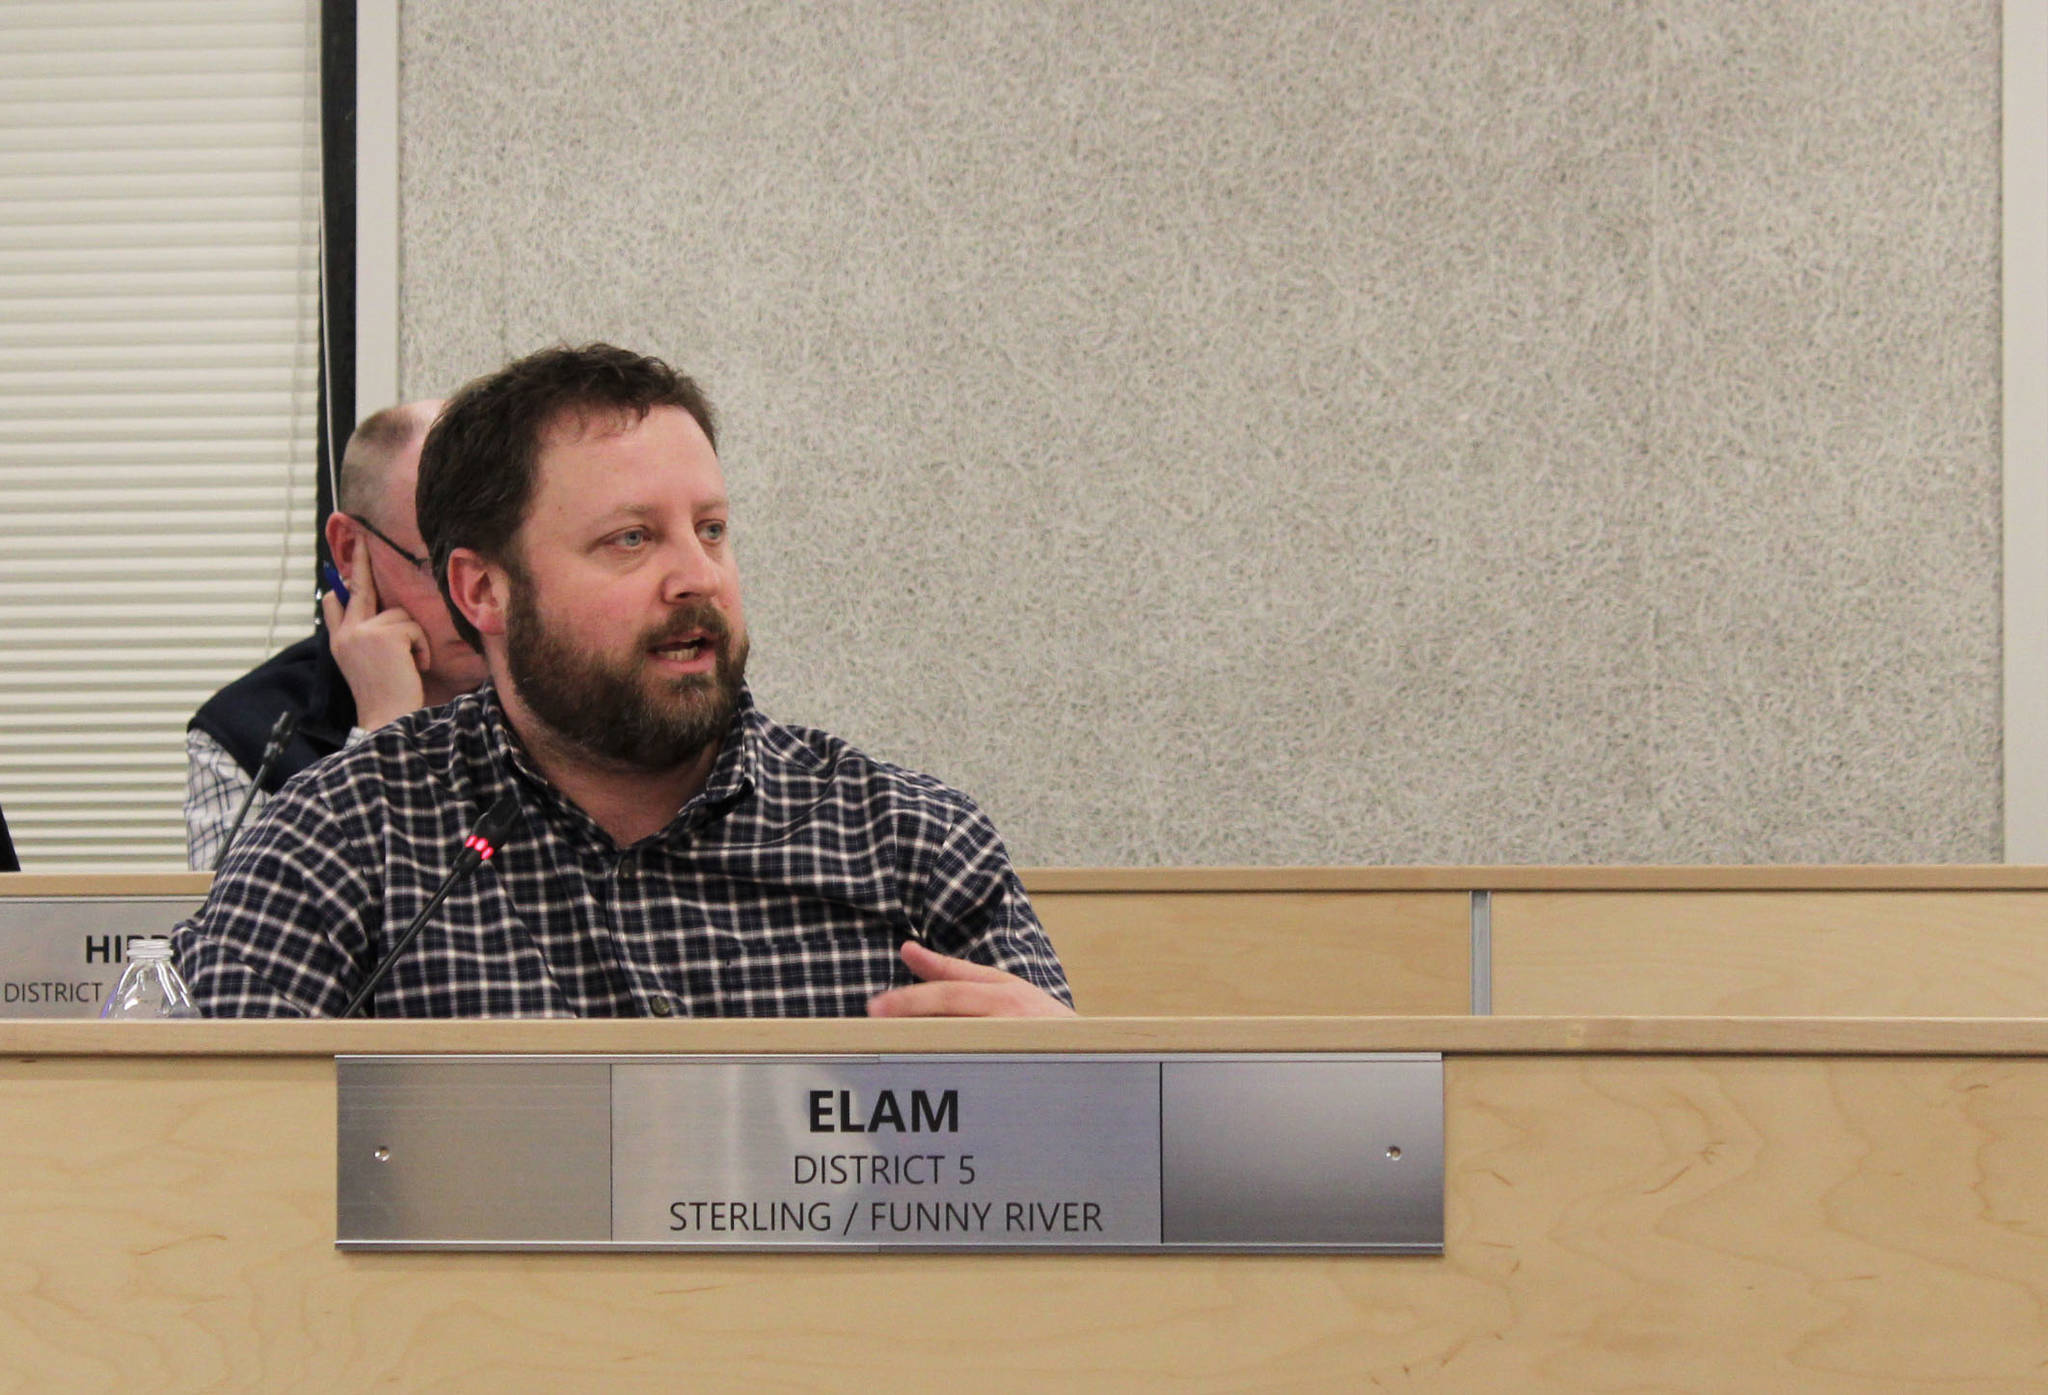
[183,401,488,867]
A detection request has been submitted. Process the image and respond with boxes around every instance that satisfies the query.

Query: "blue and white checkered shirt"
[172,684,1069,1018]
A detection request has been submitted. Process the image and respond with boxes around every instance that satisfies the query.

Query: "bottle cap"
[128,937,173,960]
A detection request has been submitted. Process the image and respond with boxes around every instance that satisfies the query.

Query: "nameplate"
[0,896,203,1018]
[336,1053,1442,1253]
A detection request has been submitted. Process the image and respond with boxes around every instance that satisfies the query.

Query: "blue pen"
[321,561,351,606]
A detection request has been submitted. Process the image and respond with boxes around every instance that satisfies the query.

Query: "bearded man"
[173,344,1071,1019]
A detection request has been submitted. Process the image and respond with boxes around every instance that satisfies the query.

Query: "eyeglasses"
[346,513,433,575]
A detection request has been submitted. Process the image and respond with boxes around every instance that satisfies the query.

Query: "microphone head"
[467,793,522,861]
[266,708,299,747]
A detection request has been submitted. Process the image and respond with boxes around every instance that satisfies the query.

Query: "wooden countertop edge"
[14,867,2048,897]
[1019,866,2048,892]
[8,1016,2048,1058]
[0,872,215,896]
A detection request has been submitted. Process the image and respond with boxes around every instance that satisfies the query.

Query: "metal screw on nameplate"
[374,1147,391,1163]
[1386,1146,1402,1160]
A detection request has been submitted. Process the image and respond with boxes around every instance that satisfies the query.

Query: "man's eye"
[700,521,727,544]
[613,528,649,549]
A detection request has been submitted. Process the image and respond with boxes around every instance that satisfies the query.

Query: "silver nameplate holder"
[0,895,204,1018]
[337,1052,1443,1254]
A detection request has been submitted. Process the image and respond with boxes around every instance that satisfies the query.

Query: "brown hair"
[416,343,718,648]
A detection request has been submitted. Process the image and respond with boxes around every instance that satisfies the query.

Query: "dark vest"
[187,630,357,792]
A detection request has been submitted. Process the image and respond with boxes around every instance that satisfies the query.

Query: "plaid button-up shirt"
[172,685,1069,1018]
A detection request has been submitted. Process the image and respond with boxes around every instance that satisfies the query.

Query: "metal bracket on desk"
[1470,890,1492,1015]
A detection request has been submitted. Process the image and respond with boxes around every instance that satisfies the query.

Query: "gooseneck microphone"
[213,709,300,871]
[341,793,521,1018]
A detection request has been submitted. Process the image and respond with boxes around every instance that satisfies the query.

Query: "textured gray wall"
[399,1,2001,865]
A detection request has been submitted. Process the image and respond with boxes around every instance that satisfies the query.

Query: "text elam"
[807,1087,957,1133]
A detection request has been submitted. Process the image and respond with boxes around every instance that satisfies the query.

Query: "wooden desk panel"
[2,1022,2046,1392]
[0,875,1475,1019]
[1440,1053,2048,1391]
[15,869,2048,1020]
[1032,890,1469,1015]
[1492,891,2048,1016]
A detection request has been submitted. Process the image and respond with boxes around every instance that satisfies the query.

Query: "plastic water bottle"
[100,937,200,1019]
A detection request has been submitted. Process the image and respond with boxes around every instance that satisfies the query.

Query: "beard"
[503,579,748,771]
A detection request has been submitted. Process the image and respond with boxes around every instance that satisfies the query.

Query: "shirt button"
[647,996,675,1018]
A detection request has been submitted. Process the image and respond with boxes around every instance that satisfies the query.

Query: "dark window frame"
[316,0,357,590]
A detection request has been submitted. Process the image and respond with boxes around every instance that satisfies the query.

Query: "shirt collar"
[688,684,762,815]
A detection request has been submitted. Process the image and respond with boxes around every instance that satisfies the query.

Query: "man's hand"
[866,941,1077,1018]
[320,562,431,730]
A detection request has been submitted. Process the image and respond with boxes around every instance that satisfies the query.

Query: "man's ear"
[445,548,511,639]
[323,512,365,592]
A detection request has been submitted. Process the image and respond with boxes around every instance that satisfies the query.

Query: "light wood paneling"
[1493,891,2048,1016]
[20,870,2048,1020]
[1032,891,1468,1015]
[1439,1054,2048,1392]
[0,875,1477,1018]
[3,1029,2046,1392]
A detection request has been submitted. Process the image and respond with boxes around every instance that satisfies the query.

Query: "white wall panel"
[399,0,2001,865]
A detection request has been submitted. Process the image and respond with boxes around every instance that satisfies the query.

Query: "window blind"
[0,0,322,871]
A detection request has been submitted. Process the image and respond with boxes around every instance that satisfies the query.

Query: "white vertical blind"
[0,0,322,871]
